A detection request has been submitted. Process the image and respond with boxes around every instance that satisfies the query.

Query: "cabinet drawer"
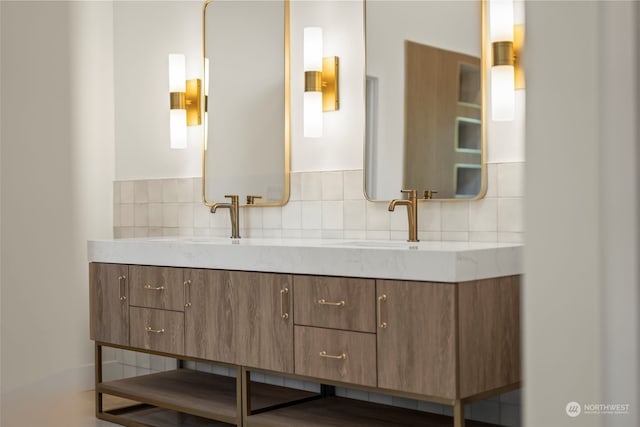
[130,307,184,355]
[129,265,184,312]
[293,276,375,333]
[294,326,376,387]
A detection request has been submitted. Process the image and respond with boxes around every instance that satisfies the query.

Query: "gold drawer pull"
[184,280,192,308]
[317,298,345,307]
[319,351,347,360]
[280,288,290,319]
[144,284,165,291]
[145,326,165,334]
[378,294,388,329]
[118,275,127,301]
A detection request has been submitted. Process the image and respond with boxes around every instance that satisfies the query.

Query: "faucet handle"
[423,190,439,200]
[246,195,263,205]
[400,189,417,199]
[224,194,239,204]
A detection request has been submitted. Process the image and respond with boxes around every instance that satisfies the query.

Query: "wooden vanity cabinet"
[89,263,129,346]
[91,263,519,427]
[376,280,457,398]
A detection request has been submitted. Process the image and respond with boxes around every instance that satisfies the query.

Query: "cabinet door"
[90,263,129,346]
[236,271,293,373]
[377,280,456,399]
[184,269,239,364]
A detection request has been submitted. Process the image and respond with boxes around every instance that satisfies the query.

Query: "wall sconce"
[303,27,339,138]
[168,53,202,149]
[489,0,524,122]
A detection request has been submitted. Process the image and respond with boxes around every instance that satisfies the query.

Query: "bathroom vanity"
[88,238,522,427]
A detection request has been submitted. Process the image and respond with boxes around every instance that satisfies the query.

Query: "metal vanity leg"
[241,367,252,422]
[453,400,465,427]
[94,343,103,417]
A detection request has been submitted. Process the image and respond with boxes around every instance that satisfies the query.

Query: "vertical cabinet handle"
[118,275,127,301]
[280,287,289,319]
[378,294,387,329]
[184,280,192,308]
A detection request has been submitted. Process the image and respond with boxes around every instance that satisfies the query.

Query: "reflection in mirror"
[203,0,289,207]
[364,0,485,201]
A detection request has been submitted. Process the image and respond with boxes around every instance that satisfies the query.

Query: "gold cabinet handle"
[145,326,165,334]
[317,298,345,307]
[143,284,165,291]
[280,288,289,319]
[319,351,347,360]
[184,280,192,308]
[378,294,388,329]
[118,275,127,301]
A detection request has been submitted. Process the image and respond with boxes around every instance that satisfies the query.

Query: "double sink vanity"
[88,238,522,427]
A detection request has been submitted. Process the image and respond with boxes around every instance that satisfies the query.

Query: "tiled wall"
[114,163,524,242]
[109,162,523,426]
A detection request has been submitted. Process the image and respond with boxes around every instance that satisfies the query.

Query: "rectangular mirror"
[364,0,486,201]
[203,0,290,207]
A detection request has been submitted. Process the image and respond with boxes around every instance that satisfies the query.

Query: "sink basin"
[327,240,419,249]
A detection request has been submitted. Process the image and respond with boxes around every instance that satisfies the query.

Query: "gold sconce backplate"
[514,24,525,90]
[322,56,339,111]
[186,78,202,126]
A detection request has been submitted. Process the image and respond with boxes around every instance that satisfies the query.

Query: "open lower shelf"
[245,396,502,427]
[104,404,233,426]
[98,369,238,423]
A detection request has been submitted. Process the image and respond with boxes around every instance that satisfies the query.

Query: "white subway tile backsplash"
[134,181,148,204]
[121,204,134,227]
[442,202,469,231]
[486,163,498,198]
[147,179,163,203]
[321,172,344,201]
[322,201,343,230]
[301,201,322,229]
[282,201,302,229]
[114,168,523,244]
[343,200,366,230]
[498,198,524,232]
[162,179,179,203]
[178,204,194,228]
[343,170,365,200]
[289,172,302,201]
[498,162,525,198]
[469,198,498,232]
[134,204,149,227]
[301,172,322,201]
[418,201,441,232]
[177,178,194,203]
[366,202,390,231]
[162,203,179,228]
[262,207,283,229]
[120,181,134,204]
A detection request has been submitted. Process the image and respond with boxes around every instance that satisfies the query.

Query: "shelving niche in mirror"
[364,0,487,201]
[202,0,290,207]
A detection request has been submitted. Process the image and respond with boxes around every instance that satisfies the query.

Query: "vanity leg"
[94,343,103,417]
[453,400,465,427]
[241,367,252,421]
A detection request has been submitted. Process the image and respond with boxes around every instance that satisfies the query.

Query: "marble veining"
[88,238,523,283]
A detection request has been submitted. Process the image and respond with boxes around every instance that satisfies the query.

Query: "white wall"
[0,0,114,397]
[525,2,638,427]
[114,0,203,180]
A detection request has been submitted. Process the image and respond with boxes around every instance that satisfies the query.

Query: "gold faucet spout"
[388,189,419,242]
[210,194,240,239]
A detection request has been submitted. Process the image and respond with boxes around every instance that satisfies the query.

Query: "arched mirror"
[364,0,486,201]
[202,0,290,207]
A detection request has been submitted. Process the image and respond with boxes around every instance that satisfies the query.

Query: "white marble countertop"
[87,237,523,283]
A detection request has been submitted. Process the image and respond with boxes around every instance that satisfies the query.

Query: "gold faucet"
[388,189,419,242]
[211,194,240,239]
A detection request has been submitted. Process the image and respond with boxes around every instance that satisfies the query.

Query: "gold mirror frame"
[201,0,291,208]
[363,0,488,202]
